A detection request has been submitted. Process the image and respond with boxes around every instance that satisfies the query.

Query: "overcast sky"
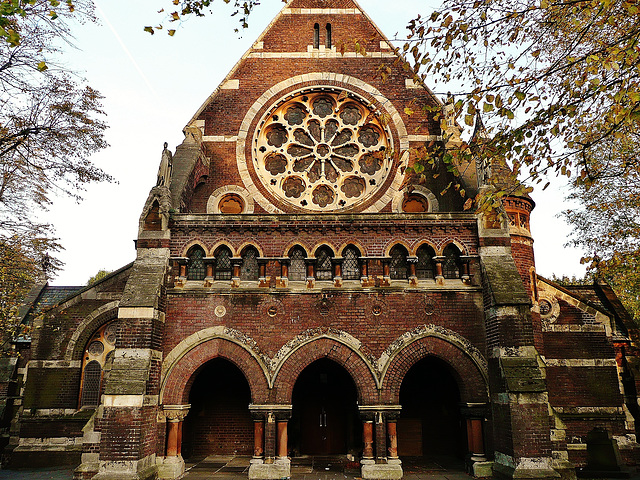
[45,0,586,285]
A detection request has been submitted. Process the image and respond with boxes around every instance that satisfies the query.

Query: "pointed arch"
[161,327,270,405]
[65,301,120,361]
[380,326,488,404]
[271,331,379,404]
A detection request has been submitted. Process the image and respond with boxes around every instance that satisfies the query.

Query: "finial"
[163,141,168,149]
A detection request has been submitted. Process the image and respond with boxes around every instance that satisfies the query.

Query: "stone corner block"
[248,461,291,479]
[361,463,403,480]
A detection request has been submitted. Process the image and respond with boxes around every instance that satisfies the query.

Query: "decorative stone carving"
[253,89,393,212]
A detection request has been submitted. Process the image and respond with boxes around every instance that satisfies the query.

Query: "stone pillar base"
[493,458,560,480]
[361,459,403,480]
[157,455,185,479]
[467,460,493,478]
[248,458,290,479]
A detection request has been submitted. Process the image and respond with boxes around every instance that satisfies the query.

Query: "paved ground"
[180,455,471,480]
[0,455,638,480]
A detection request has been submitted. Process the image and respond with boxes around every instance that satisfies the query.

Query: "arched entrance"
[397,356,466,458]
[182,358,253,458]
[289,359,361,456]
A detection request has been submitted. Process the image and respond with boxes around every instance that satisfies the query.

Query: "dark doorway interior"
[289,359,362,456]
[182,358,253,458]
[398,356,465,458]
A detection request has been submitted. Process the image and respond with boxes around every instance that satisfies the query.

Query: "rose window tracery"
[253,89,394,211]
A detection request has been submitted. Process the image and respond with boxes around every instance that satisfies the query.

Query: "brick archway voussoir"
[381,336,487,404]
[162,338,269,405]
[272,337,378,404]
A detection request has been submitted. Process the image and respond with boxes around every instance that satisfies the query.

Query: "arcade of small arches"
[172,241,474,288]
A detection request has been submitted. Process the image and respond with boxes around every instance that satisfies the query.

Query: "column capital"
[163,404,191,422]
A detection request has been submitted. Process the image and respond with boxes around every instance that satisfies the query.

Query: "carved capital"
[163,404,191,422]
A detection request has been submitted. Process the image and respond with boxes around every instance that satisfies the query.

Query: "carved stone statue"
[157,142,173,187]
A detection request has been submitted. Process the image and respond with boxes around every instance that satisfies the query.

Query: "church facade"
[3,1,640,479]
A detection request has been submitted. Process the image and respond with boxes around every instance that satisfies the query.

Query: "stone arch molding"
[161,324,487,402]
[378,324,489,388]
[65,301,120,361]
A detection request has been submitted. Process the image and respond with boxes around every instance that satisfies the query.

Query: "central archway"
[182,358,253,458]
[289,359,362,456]
[398,356,465,458]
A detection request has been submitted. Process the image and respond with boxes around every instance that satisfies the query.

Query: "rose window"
[253,89,393,211]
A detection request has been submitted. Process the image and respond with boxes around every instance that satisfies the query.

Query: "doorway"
[289,359,361,456]
[182,358,253,458]
[397,356,465,458]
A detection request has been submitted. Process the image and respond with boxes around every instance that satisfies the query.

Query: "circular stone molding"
[237,74,410,214]
[252,88,393,212]
[207,185,255,214]
[538,293,560,325]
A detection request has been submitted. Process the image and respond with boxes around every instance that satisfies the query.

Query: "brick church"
[3,0,640,479]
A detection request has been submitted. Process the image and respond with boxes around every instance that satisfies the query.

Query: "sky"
[45,0,586,285]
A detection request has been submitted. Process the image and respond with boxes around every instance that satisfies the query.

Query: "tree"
[563,137,640,319]
[0,0,110,275]
[87,269,112,286]
[0,0,110,346]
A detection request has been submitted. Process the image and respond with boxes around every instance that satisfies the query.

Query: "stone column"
[171,257,188,288]
[381,256,391,286]
[276,257,289,288]
[359,405,402,480]
[433,255,445,285]
[460,403,491,477]
[332,257,344,287]
[460,255,473,285]
[231,257,243,288]
[257,257,270,288]
[203,256,215,287]
[158,404,190,479]
[407,256,418,286]
[305,258,316,289]
[248,405,291,480]
[359,257,372,287]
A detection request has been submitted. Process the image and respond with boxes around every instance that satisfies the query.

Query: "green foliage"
[400,0,640,210]
[147,0,260,35]
[87,269,112,286]
[563,138,640,320]
[0,0,110,344]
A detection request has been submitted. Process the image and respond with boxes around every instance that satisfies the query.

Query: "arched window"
[80,361,102,408]
[79,321,118,409]
[325,23,332,48]
[240,246,259,281]
[416,244,436,279]
[187,245,206,281]
[289,246,307,281]
[342,245,360,280]
[214,246,232,280]
[315,246,334,281]
[442,244,462,279]
[389,245,409,280]
[313,23,320,49]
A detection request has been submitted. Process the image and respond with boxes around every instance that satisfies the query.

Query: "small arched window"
[389,245,409,280]
[313,23,320,49]
[79,321,118,409]
[325,23,332,48]
[214,246,233,280]
[416,245,436,279]
[442,244,462,279]
[342,245,360,280]
[315,246,334,281]
[241,246,259,281]
[289,246,307,281]
[187,245,206,281]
